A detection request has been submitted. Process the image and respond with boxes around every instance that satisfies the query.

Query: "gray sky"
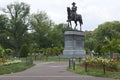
[0,0,120,31]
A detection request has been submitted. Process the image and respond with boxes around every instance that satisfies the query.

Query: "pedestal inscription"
[62,30,85,58]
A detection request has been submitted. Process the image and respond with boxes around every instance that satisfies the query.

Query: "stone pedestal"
[62,30,85,58]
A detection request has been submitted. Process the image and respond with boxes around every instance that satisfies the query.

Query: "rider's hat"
[72,2,76,5]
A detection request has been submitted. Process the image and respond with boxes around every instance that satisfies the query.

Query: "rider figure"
[71,2,77,21]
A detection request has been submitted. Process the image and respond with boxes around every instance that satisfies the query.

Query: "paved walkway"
[0,62,118,80]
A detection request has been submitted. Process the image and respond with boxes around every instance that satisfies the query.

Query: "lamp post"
[7,36,11,59]
[7,36,10,48]
[7,36,10,40]
[51,43,54,48]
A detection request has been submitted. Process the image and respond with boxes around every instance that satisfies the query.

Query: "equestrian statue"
[67,2,83,31]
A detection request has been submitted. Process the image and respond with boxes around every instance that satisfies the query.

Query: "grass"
[37,56,69,62]
[32,55,82,62]
[67,64,120,79]
[20,56,70,62]
[0,62,35,75]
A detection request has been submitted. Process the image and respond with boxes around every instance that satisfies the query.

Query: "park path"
[0,62,119,80]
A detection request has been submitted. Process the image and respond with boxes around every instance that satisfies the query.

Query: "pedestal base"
[62,30,86,58]
[62,50,85,58]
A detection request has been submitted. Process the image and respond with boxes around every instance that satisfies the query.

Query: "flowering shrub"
[84,56,119,68]
[0,59,7,63]
[0,59,22,66]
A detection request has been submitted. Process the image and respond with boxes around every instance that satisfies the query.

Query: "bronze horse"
[67,7,83,31]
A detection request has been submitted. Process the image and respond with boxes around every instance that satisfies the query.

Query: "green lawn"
[22,56,69,62]
[0,62,35,75]
[68,64,120,79]
[37,56,69,62]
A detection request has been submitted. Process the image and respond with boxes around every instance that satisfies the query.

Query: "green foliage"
[3,48,14,58]
[2,2,30,56]
[19,44,29,57]
[85,48,90,55]
[0,14,10,48]
[103,38,120,53]
[5,48,13,55]
[52,47,61,56]
[0,2,68,57]
[46,48,52,56]
[0,14,8,32]
[85,31,96,54]
[40,48,46,54]
[68,64,120,79]
[2,2,119,58]
[33,48,40,53]
[0,46,4,58]
[50,24,69,47]
[0,62,34,75]
[60,47,64,53]
[93,21,120,41]
[84,21,120,56]
[29,11,68,49]
[39,47,63,56]
[29,11,52,48]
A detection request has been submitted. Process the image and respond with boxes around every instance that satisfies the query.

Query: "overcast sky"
[0,0,120,31]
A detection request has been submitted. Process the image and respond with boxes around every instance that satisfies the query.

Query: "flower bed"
[0,59,7,63]
[0,59,22,66]
[80,64,120,71]
[82,56,120,71]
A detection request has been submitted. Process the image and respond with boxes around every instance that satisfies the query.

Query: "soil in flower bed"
[80,64,120,71]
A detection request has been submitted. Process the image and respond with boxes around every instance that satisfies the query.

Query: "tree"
[29,11,52,49]
[0,14,9,48]
[102,38,120,57]
[93,21,120,41]
[0,14,8,32]
[49,23,69,47]
[85,31,95,52]
[2,2,30,56]
[19,44,29,57]
[92,21,120,56]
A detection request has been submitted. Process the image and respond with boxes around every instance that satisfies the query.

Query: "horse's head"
[67,7,72,20]
[67,7,70,11]
[67,7,71,14]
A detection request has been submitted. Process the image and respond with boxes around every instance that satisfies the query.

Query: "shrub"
[52,47,61,56]
[19,44,29,58]
[84,56,119,68]
[40,48,46,55]
[5,49,13,55]
[0,46,5,58]
[46,48,52,56]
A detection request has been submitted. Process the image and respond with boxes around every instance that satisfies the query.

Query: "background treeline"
[0,2,69,57]
[0,2,120,58]
[85,21,120,57]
